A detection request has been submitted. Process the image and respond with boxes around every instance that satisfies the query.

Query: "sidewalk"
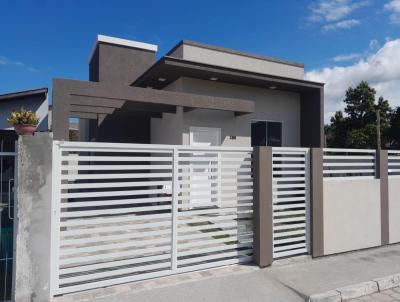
[60,244,400,302]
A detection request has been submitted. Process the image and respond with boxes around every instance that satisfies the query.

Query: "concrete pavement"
[58,244,400,302]
[348,287,400,301]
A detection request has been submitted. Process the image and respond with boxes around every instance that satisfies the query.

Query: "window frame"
[250,119,283,147]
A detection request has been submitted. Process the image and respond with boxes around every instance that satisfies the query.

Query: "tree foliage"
[325,81,400,149]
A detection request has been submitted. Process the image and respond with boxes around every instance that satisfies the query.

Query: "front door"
[189,127,221,206]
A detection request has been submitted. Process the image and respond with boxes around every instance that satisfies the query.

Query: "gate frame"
[271,147,311,259]
[50,140,254,296]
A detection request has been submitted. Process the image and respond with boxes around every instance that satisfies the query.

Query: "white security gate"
[272,148,310,259]
[51,141,253,295]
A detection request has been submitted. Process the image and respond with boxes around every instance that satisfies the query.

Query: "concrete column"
[253,147,273,267]
[311,148,324,257]
[52,79,71,141]
[12,133,53,302]
[378,150,389,246]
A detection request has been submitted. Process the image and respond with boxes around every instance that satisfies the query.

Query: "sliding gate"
[0,149,16,301]
[51,141,253,295]
[272,147,310,259]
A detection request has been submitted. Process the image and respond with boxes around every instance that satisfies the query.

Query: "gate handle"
[8,178,14,220]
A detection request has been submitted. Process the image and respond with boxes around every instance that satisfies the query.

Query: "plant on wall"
[7,107,39,126]
[6,107,40,136]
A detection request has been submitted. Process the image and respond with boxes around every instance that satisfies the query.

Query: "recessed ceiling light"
[269,86,277,90]
[158,77,166,82]
[210,77,218,81]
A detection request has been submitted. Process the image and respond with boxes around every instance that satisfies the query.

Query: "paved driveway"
[56,244,400,302]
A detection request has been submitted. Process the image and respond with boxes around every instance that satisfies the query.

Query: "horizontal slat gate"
[176,149,254,269]
[389,150,400,176]
[272,148,310,259]
[51,141,253,295]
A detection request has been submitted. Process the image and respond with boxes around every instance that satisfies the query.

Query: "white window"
[190,127,221,146]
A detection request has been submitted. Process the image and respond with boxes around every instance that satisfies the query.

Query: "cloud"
[323,19,361,31]
[0,55,38,72]
[385,0,400,24]
[330,39,380,62]
[305,39,400,123]
[310,0,369,22]
[308,0,370,31]
[332,53,363,62]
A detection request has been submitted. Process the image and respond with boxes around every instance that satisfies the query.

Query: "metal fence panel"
[272,147,310,259]
[323,148,376,179]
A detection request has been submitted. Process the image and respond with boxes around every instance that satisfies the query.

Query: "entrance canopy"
[52,79,255,140]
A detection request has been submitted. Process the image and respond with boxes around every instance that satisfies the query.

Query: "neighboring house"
[52,35,324,148]
[0,88,48,151]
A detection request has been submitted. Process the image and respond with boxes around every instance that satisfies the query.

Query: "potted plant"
[7,107,40,136]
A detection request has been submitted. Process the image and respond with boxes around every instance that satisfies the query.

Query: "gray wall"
[89,43,155,85]
[389,178,400,244]
[323,179,381,255]
[151,77,301,147]
[0,95,48,131]
[13,133,53,302]
[169,43,304,80]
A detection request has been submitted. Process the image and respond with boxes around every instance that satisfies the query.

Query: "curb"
[307,273,400,302]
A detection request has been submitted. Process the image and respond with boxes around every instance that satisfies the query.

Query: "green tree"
[326,81,391,148]
[388,107,400,149]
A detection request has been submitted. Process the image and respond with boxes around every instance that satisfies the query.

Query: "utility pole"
[376,109,381,151]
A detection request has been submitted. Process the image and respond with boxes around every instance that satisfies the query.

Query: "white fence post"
[171,147,178,271]
[305,149,311,254]
[50,141,61,296]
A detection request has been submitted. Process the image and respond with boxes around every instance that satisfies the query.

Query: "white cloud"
[305,39,400,123]
[332,53,363,62]
[0,55,38,72]
[310,0,369,22]
[309,0,369,31]
[330,39,380,62]
[385,0,400,24]
[323,19,361,31]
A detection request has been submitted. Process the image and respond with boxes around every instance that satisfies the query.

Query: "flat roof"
[0,88,48,101]
[89,34,158,63]
[133,56,323,92]
[167,40,304,68]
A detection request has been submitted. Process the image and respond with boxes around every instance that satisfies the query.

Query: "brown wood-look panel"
[253,147,273,267]
[379,150,389,245]
[311,148,324,257]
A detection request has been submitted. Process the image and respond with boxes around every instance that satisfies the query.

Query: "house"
[52,35,324,148]
[0,88,49,151]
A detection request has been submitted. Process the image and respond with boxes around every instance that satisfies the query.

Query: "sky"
[1,0,400,123]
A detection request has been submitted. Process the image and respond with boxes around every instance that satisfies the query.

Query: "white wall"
[389,177,400,244]
[169,43,304,80]
[151,77,301,147]
[323,179,381,255]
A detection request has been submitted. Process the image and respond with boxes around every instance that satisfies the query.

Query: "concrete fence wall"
[13,133,53,302]
[323,179,381,255]
[389,178,400,244]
